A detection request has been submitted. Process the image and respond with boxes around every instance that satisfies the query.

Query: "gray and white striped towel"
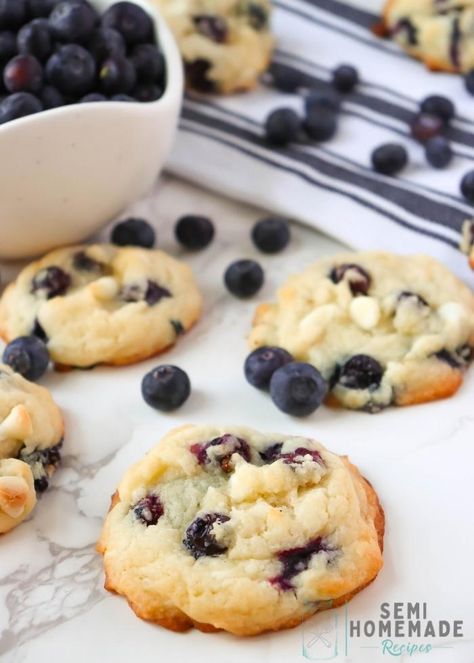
[167,0,474,281]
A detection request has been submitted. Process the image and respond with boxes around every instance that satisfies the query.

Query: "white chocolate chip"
[295,304,340,350]
[0,405,33,443]
[394,297,430,334]
[89,277,119,301]
[406,334,443,359]
[349,297,380,330]
[438,302,471,345]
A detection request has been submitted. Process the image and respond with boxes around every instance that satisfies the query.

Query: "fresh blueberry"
[268,62,304,93]
[0,31,16,63]
[111,217,155,248]
[0,91,42,123]
[185,58,214,93]
[31,265,71,298]
[17,19,53,61]
[99,54,136,95]
[305,89,341,114]
[46,44,96,96]
[3,335,50,381]
[0,0,27,30]
[338,354,384,390]
[224,259,264,298]
[332,64,358,93]
[72,250,105,272]
[304,108,338,141]
[3,54,43,93]
[101,1,154,46]
[244,346,294,389]
[425,136,453,169]
[87,27,126,62]
[121,280,170,305]
[49,0,98,43]
[175,214,214,250]
[371,143,408,176]
[132,81,162,102]
[132,494,164,526]
[80,91,106,102]
[141,365,191,411]
[191,434,251,473]
[193,14,228,43]
[265,107,300,146]
[464,70,474,96]
[252,217,290,254]
[110,93,134,101]
[270,537,332,590]
[270,362,327,417]
[329,263,371,296]
[183,513,230,559]
[26,0,58,18]
[460,170,474,203]
[410,112,444,144]
[131,43,164,83]
[420,95,455,125]
[40,84,64,108]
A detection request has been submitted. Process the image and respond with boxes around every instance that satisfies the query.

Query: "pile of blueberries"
[0,0,166,125]
[264,62,474,204]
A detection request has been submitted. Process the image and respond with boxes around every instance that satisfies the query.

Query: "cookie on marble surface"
[154,0,274,93]
[382,0,474,73]
[249,252,474,412]
[461,220,474,270]
[0,365,64,534]
[98,424,384,636]
[0,245,202,368]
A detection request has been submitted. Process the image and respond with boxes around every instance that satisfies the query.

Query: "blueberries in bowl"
[0,0,167,126]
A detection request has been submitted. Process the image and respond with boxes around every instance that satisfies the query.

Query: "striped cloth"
[166,0,474,281]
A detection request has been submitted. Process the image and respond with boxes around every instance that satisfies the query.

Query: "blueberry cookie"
[0,365,63,534]
[383,0,474,72]
[98,424,384,635]
[249,252,474,412]
[0,245,202,368]
[461,220,474,270]
[154,0,274,93]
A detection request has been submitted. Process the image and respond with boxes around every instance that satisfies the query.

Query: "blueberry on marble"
[244,346,293,389]
[3,335,49,380]
[141,365,191,411]
[31,265,71,298]
[0,91,42,123]
[183,513,230,559]
[101,1,154,46]
[132,494,164,526]
[270,537,332,590]
[121,280,171,306]
[191,434,251,473]
[265,107,300,147]
[224,259,264,298]
[111,217,155,248]
[425,136,453,169]
[175,215,215,251]
[252,217,290,254]
[193,15,228,43]
[49,0,98,44]
[329,263,371,296]
[332,64,358,93]
[371,143,408,176]
[270,362,327,417]
[338,355,383,391]
[420,95,455,125]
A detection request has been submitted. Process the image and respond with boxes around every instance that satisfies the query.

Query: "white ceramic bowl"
[0,0,183,260]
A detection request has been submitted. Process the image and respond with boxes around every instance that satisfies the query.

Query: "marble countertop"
[0,176,473,663]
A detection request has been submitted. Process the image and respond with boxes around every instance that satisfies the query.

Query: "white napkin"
[167,0,474,281]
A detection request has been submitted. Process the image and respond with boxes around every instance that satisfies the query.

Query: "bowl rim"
[0,0,184,135]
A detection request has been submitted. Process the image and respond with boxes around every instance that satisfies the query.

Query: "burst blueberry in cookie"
[0,364,64,534]
[98,424,384,635]
[383,1,474,73]
[249,251,474,411]
[0,244,202,368]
